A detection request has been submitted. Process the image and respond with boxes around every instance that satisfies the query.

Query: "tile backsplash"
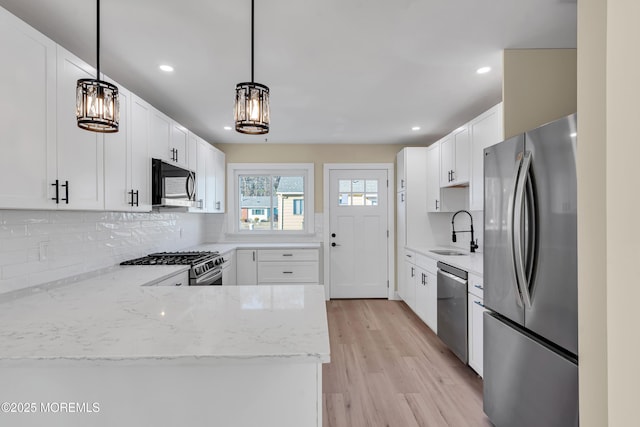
[0,210,206,294]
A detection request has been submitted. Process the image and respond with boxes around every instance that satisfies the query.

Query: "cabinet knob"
[331,233,336,238]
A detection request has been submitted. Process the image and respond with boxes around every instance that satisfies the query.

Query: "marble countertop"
[407,246,483,276]
[0,266,330,365]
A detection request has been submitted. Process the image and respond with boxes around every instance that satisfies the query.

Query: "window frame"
[227,163,315,235]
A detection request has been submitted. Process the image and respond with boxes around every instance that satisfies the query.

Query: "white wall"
[0,210,206,294]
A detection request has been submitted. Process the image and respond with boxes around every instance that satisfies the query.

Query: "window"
[338,179,378,206]
[228,163,314,234]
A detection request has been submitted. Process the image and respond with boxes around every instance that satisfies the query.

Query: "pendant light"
[234,0,270,135]
[76,0,119,133]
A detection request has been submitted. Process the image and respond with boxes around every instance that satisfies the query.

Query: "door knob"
[332,242,341,247]
[331,233,336,238]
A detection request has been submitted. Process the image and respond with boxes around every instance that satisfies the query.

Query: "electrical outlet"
[39,241,48,261]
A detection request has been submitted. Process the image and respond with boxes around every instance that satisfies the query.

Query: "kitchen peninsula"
[0,266,330,427]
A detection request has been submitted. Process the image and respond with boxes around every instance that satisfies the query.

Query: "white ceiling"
[0,0,576,145]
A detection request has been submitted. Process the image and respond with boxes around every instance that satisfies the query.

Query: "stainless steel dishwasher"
[437,261,468,363]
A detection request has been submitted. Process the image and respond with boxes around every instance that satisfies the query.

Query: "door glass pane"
[365,180,378,192]
[339,193,350,206]
[365,194,378,205]
[339,180,351,192]
[351,180,365,192]
[352,193,365,206]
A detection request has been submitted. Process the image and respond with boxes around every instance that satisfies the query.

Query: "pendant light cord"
[96,0,100,78]
[251,0,254,83]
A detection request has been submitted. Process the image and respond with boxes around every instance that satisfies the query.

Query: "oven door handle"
[193,268,222,286]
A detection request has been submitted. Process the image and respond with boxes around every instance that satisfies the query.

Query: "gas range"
[120,251,225,286]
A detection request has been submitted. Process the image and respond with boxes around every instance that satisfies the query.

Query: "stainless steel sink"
[429,249,468,256]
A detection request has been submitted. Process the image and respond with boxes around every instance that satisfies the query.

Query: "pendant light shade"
[76,0,119,133]
[235,0,269,135]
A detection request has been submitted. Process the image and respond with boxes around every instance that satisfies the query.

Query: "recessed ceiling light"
[411,126,421,131]
[159,64,174,72]
[224,126,232,131]
[476,66,491,74]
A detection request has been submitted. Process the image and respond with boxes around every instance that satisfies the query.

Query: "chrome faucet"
[451,210,479,253]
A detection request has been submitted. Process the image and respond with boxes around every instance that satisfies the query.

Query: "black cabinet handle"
[282,254,293,257]
[451,170,455,181]
[51,180,59,204]
[128,190,135,206]
[61,181,69,204]
[411,267,415,277]
[283,271,293,274]
[135,190,139,207]
[435,200,439,210]
[252,251,255,262]
[474,300,485,308]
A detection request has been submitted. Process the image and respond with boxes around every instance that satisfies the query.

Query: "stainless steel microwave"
[151,159,197,208]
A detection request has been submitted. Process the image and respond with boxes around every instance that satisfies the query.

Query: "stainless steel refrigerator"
[483,114,579,427]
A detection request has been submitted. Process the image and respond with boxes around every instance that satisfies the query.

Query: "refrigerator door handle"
[513,151,533,309]
[508,153,525,308]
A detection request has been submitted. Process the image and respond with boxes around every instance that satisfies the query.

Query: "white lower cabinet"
[221,251,236,285]
[415,254,438,333]
[468,272,486,377]
[236,249,258,286]
[236,249,320,285]
[258,249,319,285]
[400,250,439,334]
[400,250,416,311]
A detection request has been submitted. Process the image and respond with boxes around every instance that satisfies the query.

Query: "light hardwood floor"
[322,299,492,427]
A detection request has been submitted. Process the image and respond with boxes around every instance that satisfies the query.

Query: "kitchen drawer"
[258,262,319,283]
[416,253,438,273]
[468,272,484,298]
[258,249,319,262]
[150,271,189,287]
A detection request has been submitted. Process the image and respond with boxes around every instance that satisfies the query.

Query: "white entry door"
[329,169,389,298]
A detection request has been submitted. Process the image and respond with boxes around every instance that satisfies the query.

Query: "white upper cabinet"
[104,89,151,212]
[204,142,216,212]
[397,150,406,192]
[149,109,172,163]
[440,125,470,187]
[55,46,104,210]
[150,109,188,168]
[427,141,467,213]
[170,122,189,168]
[0,5,220,213]
[213,147,226,213]
[129,96,151,211]
[426,143,442,212]
[469,103,503,211]
[190,135,225,213]
[103,83,131,211]
[0,8,56,209]
[396,148,428,248]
